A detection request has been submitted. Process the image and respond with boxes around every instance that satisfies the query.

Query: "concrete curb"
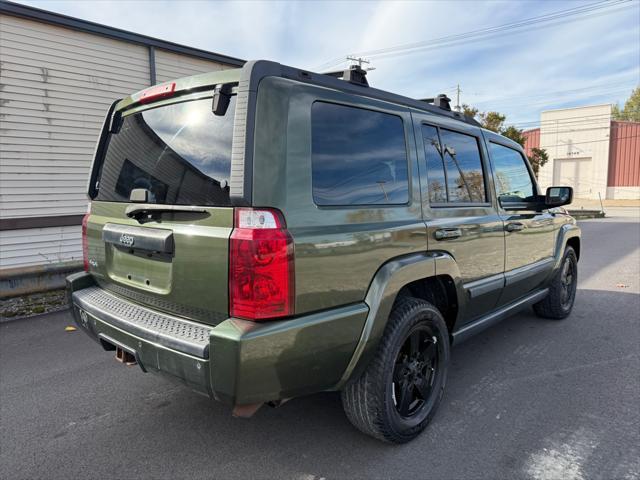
[568,210,606,219]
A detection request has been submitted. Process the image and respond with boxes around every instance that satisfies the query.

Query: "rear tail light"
[81,208,90,272]
[229,208,294,321]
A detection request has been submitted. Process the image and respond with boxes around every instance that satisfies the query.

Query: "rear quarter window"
[311,102,409,206]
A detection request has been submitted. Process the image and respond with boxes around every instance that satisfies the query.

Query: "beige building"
[537,104,612,200]
[525,104,640,201]
[0,2,244,294]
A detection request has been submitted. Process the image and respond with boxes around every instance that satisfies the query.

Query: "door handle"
[434,228,462,240]
[505,222,524,232]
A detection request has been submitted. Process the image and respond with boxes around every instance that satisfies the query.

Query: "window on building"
[489,142,536,204]
[422,125,486,204]
[311,102,409,206]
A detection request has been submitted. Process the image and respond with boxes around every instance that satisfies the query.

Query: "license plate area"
[106,245,172,293]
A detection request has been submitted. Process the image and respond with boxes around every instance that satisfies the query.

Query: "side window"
[311,102,409,206]
[439,129,486,203]
[422,125,447,203]
[489,143,536,203]
[421,125,487,204]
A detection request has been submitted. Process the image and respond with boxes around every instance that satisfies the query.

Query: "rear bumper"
[66,272,368,405]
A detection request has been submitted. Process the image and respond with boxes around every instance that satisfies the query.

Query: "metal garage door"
[553,157,593,199]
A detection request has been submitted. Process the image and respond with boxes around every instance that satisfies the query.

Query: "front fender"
[553,223,581,269]
[335,251,462,388]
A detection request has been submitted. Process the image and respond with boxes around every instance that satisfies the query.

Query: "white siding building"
[0,1,243,293]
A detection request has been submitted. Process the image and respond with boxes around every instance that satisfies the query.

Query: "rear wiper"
[125,204,208,219]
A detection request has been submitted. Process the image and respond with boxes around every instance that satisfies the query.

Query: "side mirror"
[545,186,573,208]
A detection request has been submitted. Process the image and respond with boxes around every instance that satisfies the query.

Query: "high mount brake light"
[229,208,294,321]
[81,209,90,272]
[138,82,176,104]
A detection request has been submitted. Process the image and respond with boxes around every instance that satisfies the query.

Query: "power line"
[317,0,622,67]
[538,134,640,148]
[345,56,373,70]
[510,110,640,128]
[537,125,635,135]
[526,122,635,133]
[512,113,619,127]
[473,80,638,106]
[364,2,634,63]
[469,87,635,112]
[508,110,638,125]
[314,0,634,70]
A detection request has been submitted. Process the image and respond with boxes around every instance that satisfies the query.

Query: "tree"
[501,125,526,146]
[456,170,485,202]
[478,111,506,132]
[612,86,640,122]
[429,180,446,203]
[461,104,478,119]
[460,103,550,178]
[528,147,549,177]
[612,103,621,118]
[501,126,547,178]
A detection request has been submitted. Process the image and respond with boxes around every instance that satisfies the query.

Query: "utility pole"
[346,56,375,71]
[455,84,461,112]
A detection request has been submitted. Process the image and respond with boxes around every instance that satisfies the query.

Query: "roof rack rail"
[323,64,369,86]
[419,94,452,111]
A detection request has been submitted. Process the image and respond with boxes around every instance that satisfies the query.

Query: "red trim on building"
[523,128,540,157]
[608,121,640,187]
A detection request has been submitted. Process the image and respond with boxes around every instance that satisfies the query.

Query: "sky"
[16,0,640,128]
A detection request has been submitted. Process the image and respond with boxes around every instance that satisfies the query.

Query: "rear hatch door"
[87,91,237,326]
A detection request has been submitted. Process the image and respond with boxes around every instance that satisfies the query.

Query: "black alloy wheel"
[534,246,578,320]
[392,326,439,419]
[341,297,450,443]
[560,255,576,309]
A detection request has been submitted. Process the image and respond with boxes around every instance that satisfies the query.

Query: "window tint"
[489,143,536,203]
[439,129,486,203]
[422,125,447,203]
[311,102,409,206]
[96,97,235,206]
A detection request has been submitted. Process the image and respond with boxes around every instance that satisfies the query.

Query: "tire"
[341,297,450,443]
[534,246,578,320]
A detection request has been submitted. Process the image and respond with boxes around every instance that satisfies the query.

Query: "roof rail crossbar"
[323,65,369,86]
[420,94,452,111]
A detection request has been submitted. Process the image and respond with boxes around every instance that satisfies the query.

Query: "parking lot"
[1,216,638,480]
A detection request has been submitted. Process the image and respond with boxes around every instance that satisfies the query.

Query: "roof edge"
[541,103,613,114]
[0,0,245,67]
[611,119,640,126]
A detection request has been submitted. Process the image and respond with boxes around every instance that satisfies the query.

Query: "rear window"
[311,102,409,206]
[94,97,235,206]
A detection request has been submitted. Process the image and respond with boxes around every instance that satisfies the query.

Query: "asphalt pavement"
[1,215,639,480]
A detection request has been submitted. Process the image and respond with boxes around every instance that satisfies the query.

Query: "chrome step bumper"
[72,286,212,358]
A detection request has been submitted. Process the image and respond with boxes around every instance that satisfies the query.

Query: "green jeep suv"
[67,60,580,443]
